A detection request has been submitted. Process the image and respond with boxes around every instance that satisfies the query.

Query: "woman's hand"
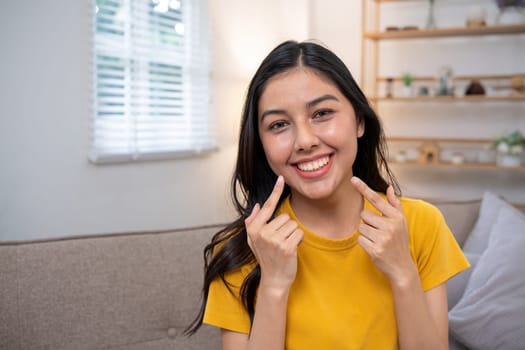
[245,176,304,293]
[351,176,417,285]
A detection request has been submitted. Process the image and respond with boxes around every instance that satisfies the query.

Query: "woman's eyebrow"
[260,108,287,121]
[260,94,339,121]
[307,94,339,109]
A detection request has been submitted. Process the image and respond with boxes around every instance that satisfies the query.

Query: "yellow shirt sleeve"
[404,198,470,291]
[203,264,253,334]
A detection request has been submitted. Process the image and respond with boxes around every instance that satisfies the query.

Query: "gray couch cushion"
[449,206,525,349]
[446,253,479,311]
[462,192,510,255]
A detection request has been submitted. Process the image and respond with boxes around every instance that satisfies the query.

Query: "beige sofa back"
[0,199,483,350]
[0,226,222,350]
[431,199,481,247]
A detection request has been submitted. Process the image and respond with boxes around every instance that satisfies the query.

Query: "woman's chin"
[292,183,337,201]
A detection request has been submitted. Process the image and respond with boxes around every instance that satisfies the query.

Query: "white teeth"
[297,156,329,172]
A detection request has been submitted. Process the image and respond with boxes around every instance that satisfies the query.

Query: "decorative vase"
[426,0,437,29]
[402,85,413,97]
[496,6,525,25]
[497,153,522,167]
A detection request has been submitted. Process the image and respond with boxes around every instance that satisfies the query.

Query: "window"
[90,0,213,163]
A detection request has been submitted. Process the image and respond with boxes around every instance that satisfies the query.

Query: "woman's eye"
[314,109,333,119]
[269,121,288,130]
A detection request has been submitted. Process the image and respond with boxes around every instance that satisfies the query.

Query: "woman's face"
[257,68,364,201]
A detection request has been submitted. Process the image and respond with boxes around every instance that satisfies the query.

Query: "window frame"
[89,0,214,164]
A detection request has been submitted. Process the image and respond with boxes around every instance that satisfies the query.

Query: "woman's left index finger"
[351,176,396,216]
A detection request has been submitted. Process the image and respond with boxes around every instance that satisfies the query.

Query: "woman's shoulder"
[398,196,444,223]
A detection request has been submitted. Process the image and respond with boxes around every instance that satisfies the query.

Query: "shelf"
[371,95,525,102]
[389,160,525,170]
[387,137,491,144]
[377,73,525,83]
[364,24,525,40]
[362,0,525,204]
[388,137,525,171]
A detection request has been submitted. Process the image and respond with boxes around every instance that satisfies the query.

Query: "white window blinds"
[90,0,213,163]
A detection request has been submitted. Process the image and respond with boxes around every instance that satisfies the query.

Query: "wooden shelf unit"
[362,0,525,202]
[360,1,525,98]
[371,95,525,102]
[389,160,525,171]
[387,137,491,144]
[387,137,525,170]
[364,23,525,40]
[377,73,525,83]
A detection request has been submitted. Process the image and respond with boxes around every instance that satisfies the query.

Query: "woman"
[186,40,469,349]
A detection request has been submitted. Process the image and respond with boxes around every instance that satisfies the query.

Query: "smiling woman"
[185,40,469,350]
[258,69,364,201]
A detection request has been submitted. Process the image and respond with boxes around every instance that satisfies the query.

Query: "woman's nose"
[294,121,319,152]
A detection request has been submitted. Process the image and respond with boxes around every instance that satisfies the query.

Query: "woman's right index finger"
[258,175,285,221]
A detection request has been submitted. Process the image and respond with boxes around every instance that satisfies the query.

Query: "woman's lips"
[293,155,333,178]
[296,155,330,172]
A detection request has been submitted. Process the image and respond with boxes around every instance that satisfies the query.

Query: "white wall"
[309,0,362,81]
[0,0,309,240]
[1,0,523,240]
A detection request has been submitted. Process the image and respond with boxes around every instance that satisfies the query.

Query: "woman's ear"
[357,119,365,138]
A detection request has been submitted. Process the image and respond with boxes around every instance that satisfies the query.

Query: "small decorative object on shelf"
[437,66,454,96]
[493,130,525,167]
[451,152,465,164]
[466,6,487,27]
[402,73,414,97]
[495,0,525,24]
[418,86,430,96]
[426,0,437,29]
[394,150,408,163]
[386,26,419,32]
[510,75,525,94]
[386,77,394,98]
[465,80,486,95]
[493,75,525,95]
[419,141,441,164]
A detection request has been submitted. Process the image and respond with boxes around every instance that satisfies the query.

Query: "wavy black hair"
[185,40,399,335]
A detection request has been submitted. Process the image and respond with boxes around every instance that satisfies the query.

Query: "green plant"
[402,73,413,87]
[493,130,525,155]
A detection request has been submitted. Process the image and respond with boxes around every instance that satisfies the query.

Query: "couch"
[0,225,222,350]
[1,193,523,350]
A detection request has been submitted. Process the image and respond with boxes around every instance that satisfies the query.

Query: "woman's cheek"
[262,133,293,164]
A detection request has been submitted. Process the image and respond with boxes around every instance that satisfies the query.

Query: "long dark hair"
[185,40,399,335]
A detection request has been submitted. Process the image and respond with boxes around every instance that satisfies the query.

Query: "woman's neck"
[289,184,363,240]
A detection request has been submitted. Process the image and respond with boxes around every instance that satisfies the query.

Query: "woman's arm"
[351,177,448,350]
[222,176,302,350]
[221,285,290,350]
[391,268,449,350]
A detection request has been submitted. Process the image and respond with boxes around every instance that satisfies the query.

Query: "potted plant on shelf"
[495,0,525,24]
[402,73,414,97]
[493,130,525,167]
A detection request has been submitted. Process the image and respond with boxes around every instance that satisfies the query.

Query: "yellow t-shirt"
[203,196,469,349]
